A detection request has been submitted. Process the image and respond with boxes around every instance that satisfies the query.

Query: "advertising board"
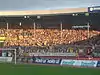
[34,58,61,64]
[88,6,100,13]
[0,57,12,62]
[61,59,98,67]
[96,61,100,67]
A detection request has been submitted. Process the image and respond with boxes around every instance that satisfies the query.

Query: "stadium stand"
[0,28,100,59]
[0,12,100,60]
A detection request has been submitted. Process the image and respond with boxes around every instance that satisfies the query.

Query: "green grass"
[0,63,100,75]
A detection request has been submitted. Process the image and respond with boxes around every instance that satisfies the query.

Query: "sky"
[0,0,100,11]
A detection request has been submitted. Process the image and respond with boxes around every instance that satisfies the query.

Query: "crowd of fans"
[0,28,100,57]
[0,29,99,46]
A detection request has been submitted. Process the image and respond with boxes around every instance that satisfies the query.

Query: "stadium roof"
[0,8,87,16]
[0,0,99,30]
[0,13,100,30]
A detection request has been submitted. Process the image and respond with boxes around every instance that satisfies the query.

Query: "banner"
[0,57,12,62]
[34,58,61,64]
[0,37,6,41]
[92,52,100,57]
[31,53,76,56]
[61,59,98,67]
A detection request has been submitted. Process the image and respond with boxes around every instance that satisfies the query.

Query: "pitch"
[0,63,100,75]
